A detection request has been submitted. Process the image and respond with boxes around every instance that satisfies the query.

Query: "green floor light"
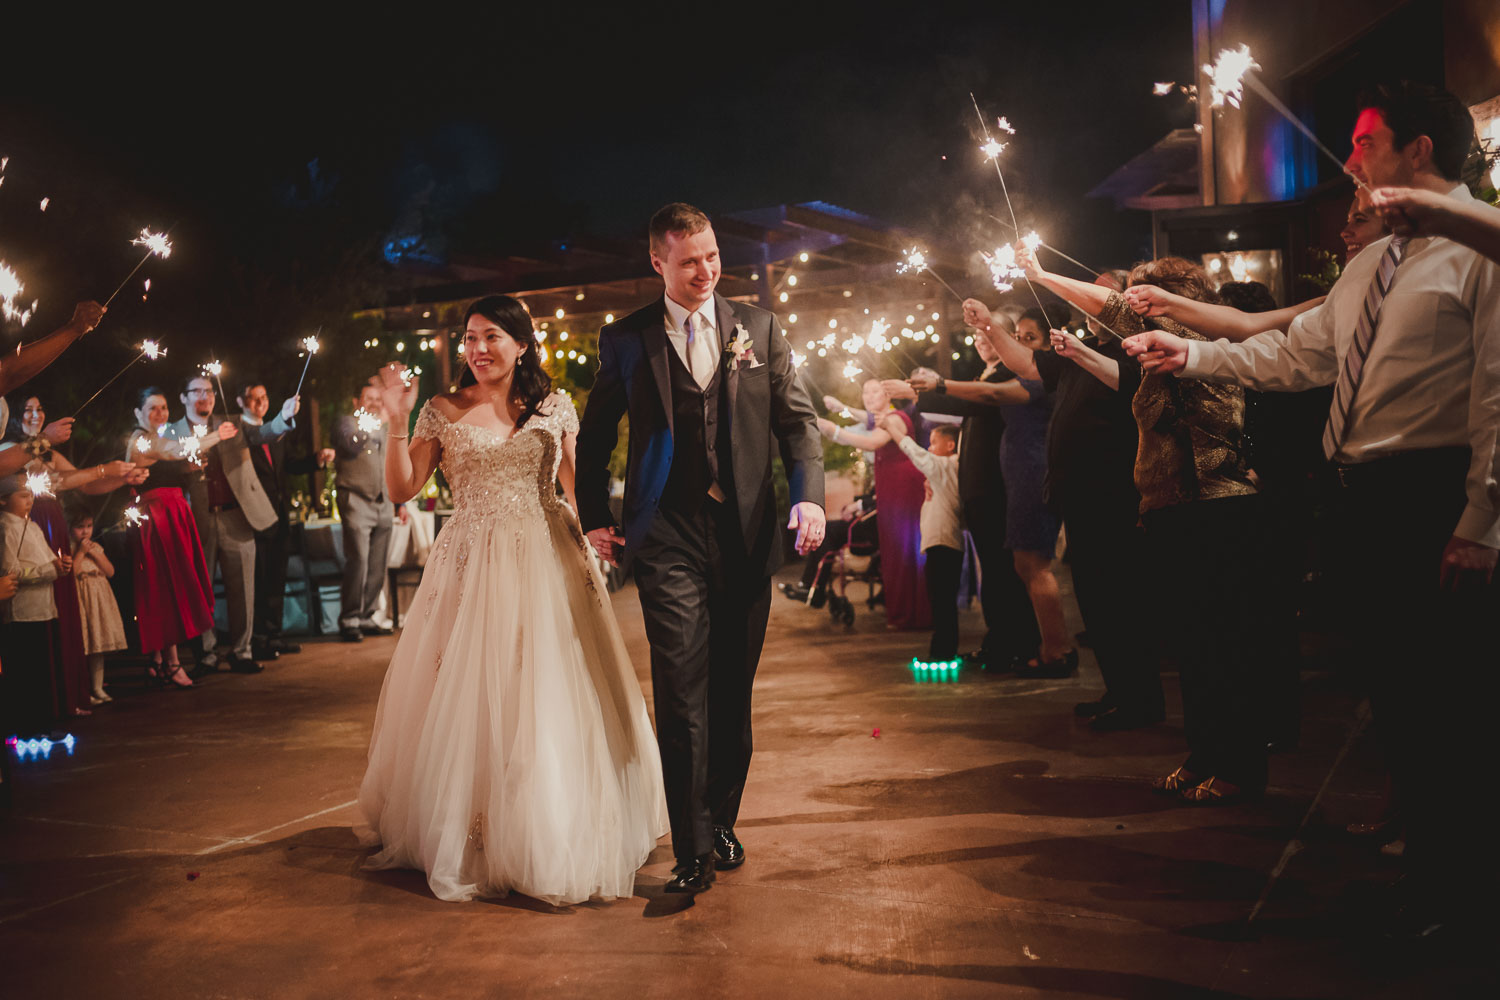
[910,658,962,683]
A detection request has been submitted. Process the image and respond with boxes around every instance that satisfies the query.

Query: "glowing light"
[301,336,321,355]
[605,313,615,324]
[931,311,940,321]
[981,245,1026,293]
[456,343,464,354]
[39,197,49,211]
[131,229,173,259]
[1022,231,1043,252]
[134,436,151,454]
[1203,44,1257,109]
[25,471,54,497]
[897,248,928,275]
[1153,82,1175,96]
[787,274,798,287]
[394,341,405,352]
[191,423,207,439]
[996,116,1016,135]
[790,350,807,369]
[141,340,165,360]
[179,434,204,467]
[124,502,149,526]
[816,348,827,357]
[980,138,1007,160]
[779,292,789,303]
[574,291,585,301]
[355,409,381,434]
[418,339,429,351]
[788,313,798,324]
[828,319,838,329]
[558,331,569,341]
[555,308,565,319]
[841,361,862,382]
[0,261,36,326]
[203,360,222,377]
[798,252,809,263]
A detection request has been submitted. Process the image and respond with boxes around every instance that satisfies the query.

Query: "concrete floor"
[0,571,1487,999]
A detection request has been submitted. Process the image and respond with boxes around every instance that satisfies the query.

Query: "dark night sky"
[2,5,1196,403]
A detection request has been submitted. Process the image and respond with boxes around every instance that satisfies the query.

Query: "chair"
[297,521,346,635]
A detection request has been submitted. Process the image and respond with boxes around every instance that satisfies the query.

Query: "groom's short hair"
[649,202,712,257]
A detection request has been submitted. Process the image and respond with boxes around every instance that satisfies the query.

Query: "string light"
[7,734,77,759]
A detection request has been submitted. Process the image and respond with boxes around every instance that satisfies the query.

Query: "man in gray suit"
[170,374,299,675]
[332,382,394,643]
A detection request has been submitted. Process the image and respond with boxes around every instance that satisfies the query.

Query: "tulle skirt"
[356,502,668,905]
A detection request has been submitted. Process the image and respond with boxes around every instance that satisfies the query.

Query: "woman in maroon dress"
[2,394,144,714]
[123,387,229,687]
[817,379,930,630]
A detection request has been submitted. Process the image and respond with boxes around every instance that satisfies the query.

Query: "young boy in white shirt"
[1,475,70,738]
[882,417,963,660]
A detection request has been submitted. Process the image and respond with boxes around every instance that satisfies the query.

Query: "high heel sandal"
[1151,766,1202,796]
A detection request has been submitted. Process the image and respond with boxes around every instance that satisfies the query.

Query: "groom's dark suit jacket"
[576,292,825,576]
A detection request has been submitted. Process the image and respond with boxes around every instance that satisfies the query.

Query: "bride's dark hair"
[459,294,551,427]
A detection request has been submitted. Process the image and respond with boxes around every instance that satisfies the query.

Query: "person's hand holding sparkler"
[67,301,105,335]
[906,368,940,393]
[217,421,239,440]
[0,573,17,603]
[1050,328,1085,360]
[881,379,916,402]
[42,417,75,446]
[1015,240,1046,281]
[379,363,419,422]
[1122,329,1192,375]
[821,394,844,413]
[317,448,336,466]
[1124,284,1177,318]
[962,298,996,334]
[125,466,150,486]
[280,395,301,423]
[52,550,73,575]
[99,461,137,480]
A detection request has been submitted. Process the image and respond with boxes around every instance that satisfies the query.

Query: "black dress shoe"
[271,638,302,655]
[360,623,393,636]
[712,826,745,869]
[779,582,811,602]
[340,627,364,643]
[664,855,714,894]
[250,643,280,661]
[1074,696,1114,719]
[226,655,264,674]
[188,659,218,680]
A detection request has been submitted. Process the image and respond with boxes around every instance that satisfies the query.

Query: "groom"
[577,202,826,894]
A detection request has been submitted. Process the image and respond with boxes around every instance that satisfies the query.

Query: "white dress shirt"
[896,437,963,552]
[1,510,59,623]
[663,294,720,389]
[1182,184,1500,547]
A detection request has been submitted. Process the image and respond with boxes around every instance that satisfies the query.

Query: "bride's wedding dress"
[356,391,667,904]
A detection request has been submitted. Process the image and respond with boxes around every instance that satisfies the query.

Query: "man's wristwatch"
[935,376,947,395]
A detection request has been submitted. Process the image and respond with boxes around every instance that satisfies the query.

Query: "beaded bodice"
[412,392,579,524]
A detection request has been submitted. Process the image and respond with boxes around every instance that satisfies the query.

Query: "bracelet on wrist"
[831,427,842,444]
[935,376,947,395]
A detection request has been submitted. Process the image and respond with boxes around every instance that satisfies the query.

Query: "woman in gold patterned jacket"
[1017,246,1268,805]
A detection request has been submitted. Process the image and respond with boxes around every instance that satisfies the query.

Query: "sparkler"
[1153,82,1176,96]
[1,261,37,327]
[124,502,149,527]
[292,332,321,397]
[969,94,1053,317]
[25,471,54,498]
[71,339,167,417]
[202,359,228,419]
[39,197,48,212]
[134,435,152,455]
[897,247,964,302]
[355,408,382,435]
[104,229,173,308]
[1201,45,1371,194]
[983,214,1101,277]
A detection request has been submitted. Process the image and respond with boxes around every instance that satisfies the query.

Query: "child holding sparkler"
[882,416,963,660]
[0,474,70,738]
[69,513,127,705]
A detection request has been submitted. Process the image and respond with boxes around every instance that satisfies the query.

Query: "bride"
[356,294,667,905]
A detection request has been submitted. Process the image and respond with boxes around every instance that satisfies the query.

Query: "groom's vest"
[661,343,732,514]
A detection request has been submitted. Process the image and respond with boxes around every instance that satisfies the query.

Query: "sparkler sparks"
[1152,82,1175,96]
[1203,44,1258,109]
[131,229,173,260]
[840,360,863,382]
[179,434,204,467]
[1,262,37,326]
[39,197,49,211]
[897,248,928,275]
[301,336,321,355]
[995,116,1016,135]
[124,503,149,527]
[355,409,382,434]
[141,339,164,360]
[191,423,208,439]
[25,471,54,498]
[72,339,167,418]
[292,332,323,397]
[134,436,152,455]
[981,245,1027,293]
[980,138,1007,160]
[203,360,222,377]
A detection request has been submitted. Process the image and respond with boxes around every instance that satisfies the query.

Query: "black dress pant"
[632,498,771,861]
[1328,448,1497,904]
[0,620,61,738]
[253,517,290,643]
[923,544,962,660]
[966,498,1040,661]
[1062,499,1163,717]
[1141,494,1268,791]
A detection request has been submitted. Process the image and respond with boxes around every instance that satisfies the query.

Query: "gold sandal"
[1151,767,1201,795]
[1180,776,1244,805]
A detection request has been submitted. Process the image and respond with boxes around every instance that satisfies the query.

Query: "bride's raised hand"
[380,363,418,419]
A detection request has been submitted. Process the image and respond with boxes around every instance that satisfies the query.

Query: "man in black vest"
[576,203,825,895]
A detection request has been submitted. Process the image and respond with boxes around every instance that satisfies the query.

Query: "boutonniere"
[725,324,757,370]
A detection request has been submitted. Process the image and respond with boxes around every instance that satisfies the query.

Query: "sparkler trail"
[104,229,174,307]
[969,93,1053,318]
[203,360,228,420]
[897,248,965,303]
[983,214,1102,277]
[71,340,166,417]
[292,332,321,398]
[1,261,37,326]
[1242,73,1372,194]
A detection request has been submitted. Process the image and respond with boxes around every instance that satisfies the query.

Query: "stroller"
[806,506,881,628]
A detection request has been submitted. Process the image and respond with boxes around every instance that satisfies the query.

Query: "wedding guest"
[883,417,962,660]
[2,394,144,716]
[1124,82,1500,932]
[884,314,1042,668]
[902,307,1075,675]
[69,513,127,705]
[170,375,298,674]
[816,379,929,630]
[1341,189,1389,261]
[1371,182,1500,264]
[1022,245,1267,804]
[126,387,225,688]
[332,382,394,642]
[0,474,70,737]
[239,381,334,659]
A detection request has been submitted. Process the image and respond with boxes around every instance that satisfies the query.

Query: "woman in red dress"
[817,379,930,630]
[123,387,229,687]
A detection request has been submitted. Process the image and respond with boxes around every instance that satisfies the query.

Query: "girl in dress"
[357,295,667,905]
[69,513,128,705]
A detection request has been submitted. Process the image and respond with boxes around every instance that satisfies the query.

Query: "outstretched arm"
[961,298,1040,379]
[0,302,105,396]
[1373,186,1500,265]
[1049,330,1121,390]
[1123,284,1325,342]
[906,368,1031,406]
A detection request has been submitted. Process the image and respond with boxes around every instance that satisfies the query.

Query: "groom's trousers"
[632,496,773,862]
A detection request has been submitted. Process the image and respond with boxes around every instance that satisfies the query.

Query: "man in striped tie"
[1123,81,1499,940]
